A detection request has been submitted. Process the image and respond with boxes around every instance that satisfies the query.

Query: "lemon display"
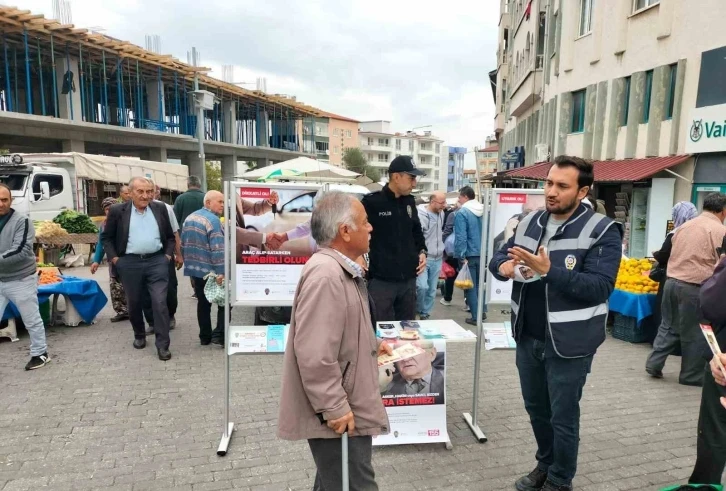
[614,258,660,294]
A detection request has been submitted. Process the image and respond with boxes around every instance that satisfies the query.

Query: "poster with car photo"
[374,339,449,446]
[232,182,321,305]
[487,190,546,304]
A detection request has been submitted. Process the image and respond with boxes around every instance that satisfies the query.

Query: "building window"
[378,153,388,163]
[333,146,339,154]
[633,0,659,12]
[346,130,352,138]
[409,140,414,151]
[622,76,631,126]
[367,137,374,146]
[643,69,654,123]
[435,157,440,167]
[435,143,440,153]
[378,138,389,146]
[434,171,440,180]
[579,0,594,36]
[571,89,586,133]
[333,128,339,136]
[665,64,677,120]
[315,141,329,153]
[395,139,401,150]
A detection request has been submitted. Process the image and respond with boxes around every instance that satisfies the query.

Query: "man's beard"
[546,197,579,215]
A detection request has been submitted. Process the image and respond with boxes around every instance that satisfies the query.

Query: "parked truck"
[0,152,189,221]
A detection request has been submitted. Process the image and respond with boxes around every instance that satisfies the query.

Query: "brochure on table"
[482,322,517,350]
[228,325,289,355]
[486,189,545,304]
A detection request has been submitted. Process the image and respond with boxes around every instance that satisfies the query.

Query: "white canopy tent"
[237,157,360,181]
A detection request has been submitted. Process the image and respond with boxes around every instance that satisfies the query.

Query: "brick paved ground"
[0,267,704,491]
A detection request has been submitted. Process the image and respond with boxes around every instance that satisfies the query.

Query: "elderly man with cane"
[277,191,392,491]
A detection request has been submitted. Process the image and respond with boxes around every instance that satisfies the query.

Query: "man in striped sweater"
[181,190,226,346]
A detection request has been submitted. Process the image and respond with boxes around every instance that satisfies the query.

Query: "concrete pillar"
[146,80,165,121]
[582,84,598,160]
[256,157,270,169]
[183,153,205,188]
[556,92,573,157]
[646,65,669,157]
[222,102,237,145]
[669,59,687,156]
[55,56,83,122]
[548,96,558,156]
[592,81,609,160]
[606,78,626,160]
[221,155,236,183]
[256,110,269,147]
[625,71,646,159]
[148,148,168,163]
[62,140,85,153]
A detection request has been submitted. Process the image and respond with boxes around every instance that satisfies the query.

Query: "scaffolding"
[0,6,320,154]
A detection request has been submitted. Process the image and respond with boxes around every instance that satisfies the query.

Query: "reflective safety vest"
[510,206,621,358]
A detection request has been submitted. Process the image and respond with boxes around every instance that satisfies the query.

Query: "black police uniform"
[362,156,426,322]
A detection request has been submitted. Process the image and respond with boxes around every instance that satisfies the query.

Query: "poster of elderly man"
[376,339,449,446]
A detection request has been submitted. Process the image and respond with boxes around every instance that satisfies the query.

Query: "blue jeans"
[516,335,593,487]
[462,256,487,320]
[0,275,48,356]
[416,257,442,317]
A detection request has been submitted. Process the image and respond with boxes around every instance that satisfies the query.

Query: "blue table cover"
[609,289,658,323]
[2,276,108,324]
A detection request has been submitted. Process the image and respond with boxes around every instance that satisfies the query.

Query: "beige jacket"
[277,249,389,440]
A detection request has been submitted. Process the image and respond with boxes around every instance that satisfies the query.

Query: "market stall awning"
[499,155,692,183]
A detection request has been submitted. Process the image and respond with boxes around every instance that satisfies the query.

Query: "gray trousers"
[117,253,171,350]
[308,436,377,491]
[646,278,707,386]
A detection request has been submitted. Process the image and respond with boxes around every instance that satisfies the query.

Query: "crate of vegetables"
[612,313,649,343]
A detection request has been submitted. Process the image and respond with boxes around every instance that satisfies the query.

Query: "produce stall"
[34,211,99,264]
[609,258,659,343]
[0,269,108,342]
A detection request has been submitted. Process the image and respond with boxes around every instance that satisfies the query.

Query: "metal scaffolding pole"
[78,43,86,121]
[36,39,46,116]
[174,72,180,134]
[3,33,12,112]
[50,34,58,117]
[89,62,95,123]
[64,43,73,121]
[157,66,163,125]
[101,50,108,124]
[23,28,32,114]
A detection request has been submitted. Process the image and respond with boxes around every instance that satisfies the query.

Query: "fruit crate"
[612,313,649,343]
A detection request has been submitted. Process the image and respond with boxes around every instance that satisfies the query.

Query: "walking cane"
[342,432,349,491]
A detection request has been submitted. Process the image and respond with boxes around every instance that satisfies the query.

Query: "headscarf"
[672,201,698,229]
[102,197,117,210]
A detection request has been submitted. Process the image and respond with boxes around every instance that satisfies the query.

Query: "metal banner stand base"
[463,412,488,443]
[217,422,235,456]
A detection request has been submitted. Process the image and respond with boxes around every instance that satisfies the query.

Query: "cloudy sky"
[16,0,499,168]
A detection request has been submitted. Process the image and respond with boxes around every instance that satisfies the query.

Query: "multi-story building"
[301,111,359,166]
[359,121,445,192]
[444,146,467,192]
[475,135,499,175]
[492,0,726,257]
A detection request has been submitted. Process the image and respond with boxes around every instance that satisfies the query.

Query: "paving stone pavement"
[0,267,704,491]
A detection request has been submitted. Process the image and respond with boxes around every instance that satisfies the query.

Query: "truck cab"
[0,156,75,221]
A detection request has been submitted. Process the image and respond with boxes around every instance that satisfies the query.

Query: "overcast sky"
[16,0,499,168]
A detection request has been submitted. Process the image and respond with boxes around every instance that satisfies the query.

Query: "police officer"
[362,155,427,321]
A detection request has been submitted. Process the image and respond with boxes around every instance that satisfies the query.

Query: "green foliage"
[52,210,98,234]
[342,147,381,182]
[206,161,222,191]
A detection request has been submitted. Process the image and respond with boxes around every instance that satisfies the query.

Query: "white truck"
[0,152,189,221]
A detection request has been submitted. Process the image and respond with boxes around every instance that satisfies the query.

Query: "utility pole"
[191,47,207,191]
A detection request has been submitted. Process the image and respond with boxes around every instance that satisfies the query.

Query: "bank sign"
[685,103,726,153]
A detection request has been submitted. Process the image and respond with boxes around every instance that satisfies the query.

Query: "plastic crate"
[611,313,649,343]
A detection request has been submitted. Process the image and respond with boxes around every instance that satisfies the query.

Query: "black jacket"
[362,185,426,281]
[700,256,726,357]
[101,201,176,260]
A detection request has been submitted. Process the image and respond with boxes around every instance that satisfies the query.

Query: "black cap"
[389,155,426,177]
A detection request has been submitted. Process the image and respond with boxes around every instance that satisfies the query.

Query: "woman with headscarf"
[646,201,698,346]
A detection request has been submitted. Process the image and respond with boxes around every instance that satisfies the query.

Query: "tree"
[342,147,381,183]
[206,161,222,191]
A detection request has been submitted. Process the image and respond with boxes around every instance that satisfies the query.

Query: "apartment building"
[475,136,499,176]
[444,146,467,192]
[492,0,726,257]
[301,112,359,166]
[359,121,445,192]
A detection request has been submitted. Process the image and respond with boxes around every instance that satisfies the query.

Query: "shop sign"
[685,103,726,153]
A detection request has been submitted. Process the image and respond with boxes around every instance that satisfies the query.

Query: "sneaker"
[191,293,197,299]
[440,299,452,306]
[211,338,224,347]
[515,467,549,491]
[25,353,51,371]
[110,313,129,322]
[542,480,572,491]
[419,314,430,321]
[646,367,663,378]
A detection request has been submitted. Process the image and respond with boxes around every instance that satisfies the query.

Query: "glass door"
[692,184,726,210]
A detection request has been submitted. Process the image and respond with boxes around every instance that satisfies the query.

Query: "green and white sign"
[685,103,726,153]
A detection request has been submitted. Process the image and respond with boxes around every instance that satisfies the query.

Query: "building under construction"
[0,5,323,178]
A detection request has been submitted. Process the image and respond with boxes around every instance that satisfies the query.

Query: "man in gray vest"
[489,156,622,491]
